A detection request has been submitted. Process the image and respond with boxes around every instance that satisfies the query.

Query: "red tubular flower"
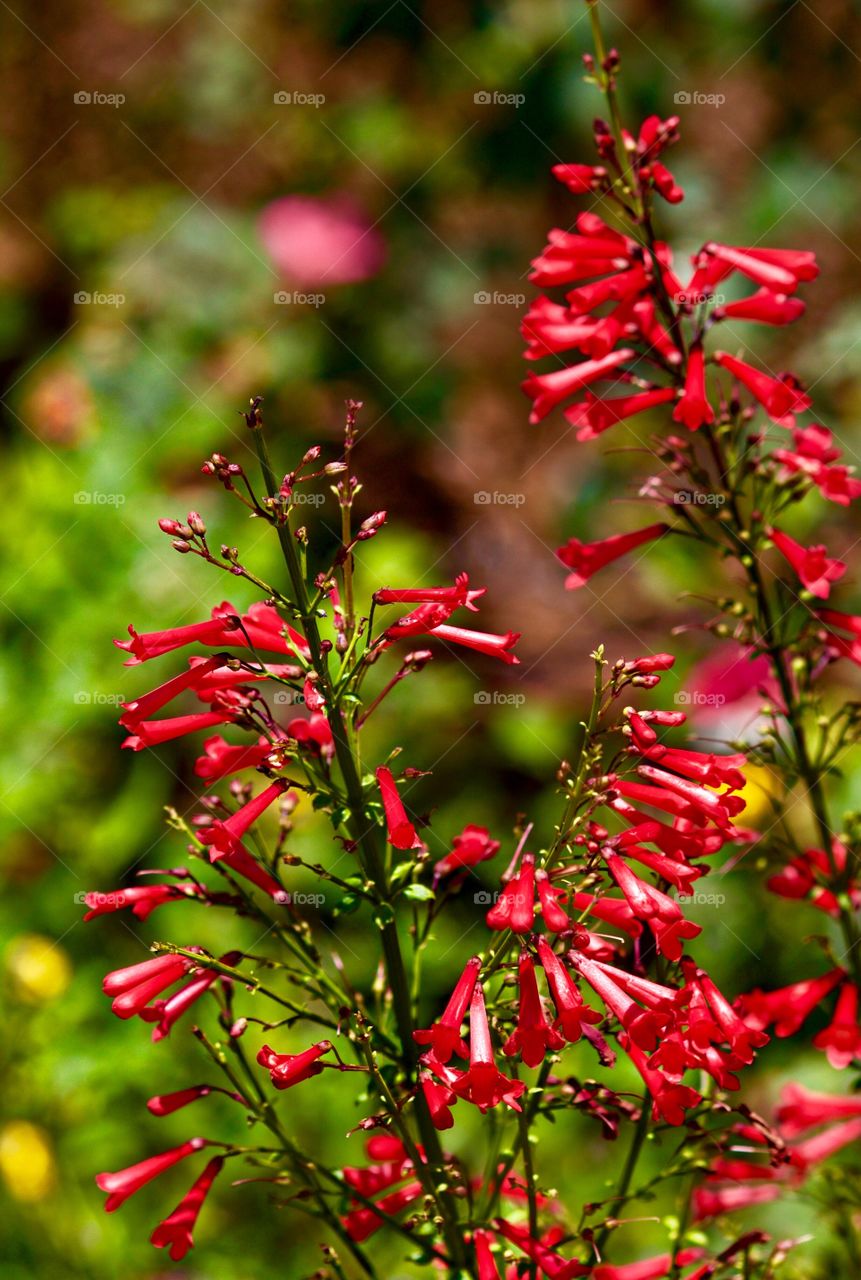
[486,854,536,933]
[419,1070,457,1130]
[256,1040,333,1089]
[119,657,223,724]
[375,573,485,611]
[551,161,608,193]
[521,296,605,361]
[812,982,861,1069]
[791,1115,861,1172]
[529,221,632,288]
[648,159,684,204]
[141,963,230,1042]
[536,937,600,1044]
[375,765,419,850]
[115,601,307,665]
[735,967,845,1037]
[768,526,846,599]
[147,1085,226,1116]
[776,1082,861,1136]
[523,349,636,423]
[593,1252,705,1280]
[286,711,334,757]
[715,287,805,326]
[82,883,199,922]
[703,242,800,291]
[194,734,274,780]
[690,967,769,1063]
[503,952,566,1067]
[473,1228,502,1280]
[383,601,459,641]
[570,952,666,1051]
[102,954,191,1020]
[693,1181,780,1220]
[200,780,288,860]
[450,982,527,1113]
[343,1181,424,1242]
[623,1039,701,1126]
[96,1137,210,1212]
[536,868,569,931]
[433,825,500,880]
[414,956,482,1062]
[556,524,668,590]
[563,387,677,441]
[604,852,701,960]
[672,344,713,431]
[149,1155,223,1262]
[713,351,811,424]
[427,623,521,665]
[494,1219,590,1279]
[122,709,239,751]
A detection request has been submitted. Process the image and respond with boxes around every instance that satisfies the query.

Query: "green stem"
[251,424,468,1270]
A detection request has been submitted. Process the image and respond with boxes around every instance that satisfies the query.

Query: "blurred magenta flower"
[258,195,386,286]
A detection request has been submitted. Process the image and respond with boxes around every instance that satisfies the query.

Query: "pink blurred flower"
[258,195,386,286]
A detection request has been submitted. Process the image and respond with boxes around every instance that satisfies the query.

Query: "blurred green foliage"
[2,0,861,1276]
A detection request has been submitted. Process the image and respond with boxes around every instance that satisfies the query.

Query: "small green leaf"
[403,883,434,902]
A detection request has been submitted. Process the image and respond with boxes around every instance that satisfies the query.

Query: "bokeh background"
[3,1,861,1276]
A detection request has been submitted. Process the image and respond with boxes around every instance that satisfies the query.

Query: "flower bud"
[187,512,206,536]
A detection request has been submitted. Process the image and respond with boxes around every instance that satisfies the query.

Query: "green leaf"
[402,884,434,902]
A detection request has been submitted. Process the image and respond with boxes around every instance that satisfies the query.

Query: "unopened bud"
[357,510,387,540]
[158,518,185,537]
[172,540,192,553]
[187,511,206,536]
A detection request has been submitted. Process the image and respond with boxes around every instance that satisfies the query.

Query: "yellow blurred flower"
[5,934,72,1003]
[0,1121,56,1201]
[733,763,783,830]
